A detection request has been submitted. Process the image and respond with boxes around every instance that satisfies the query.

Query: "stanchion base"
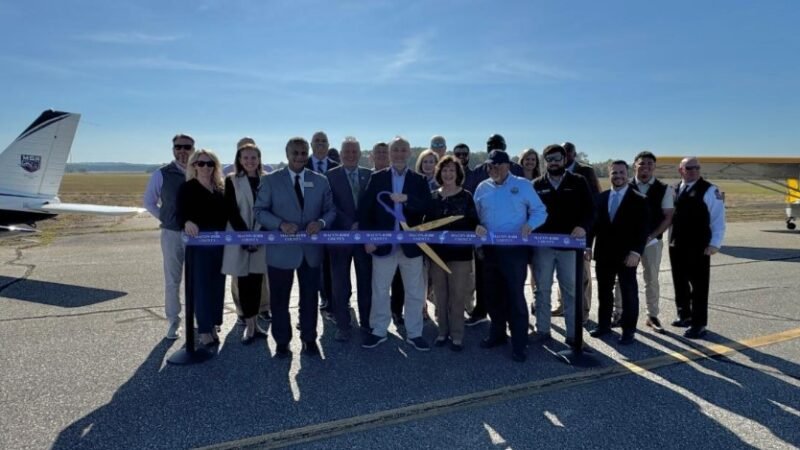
[545,345,602,367]
[167,346,214,365]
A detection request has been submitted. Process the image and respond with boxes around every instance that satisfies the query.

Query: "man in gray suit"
[327,137,373,341]
[254,137,336,357]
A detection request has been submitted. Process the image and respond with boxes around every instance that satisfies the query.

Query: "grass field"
[26,172,793,239]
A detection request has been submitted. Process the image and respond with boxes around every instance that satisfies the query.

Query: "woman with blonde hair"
[222,143,269,344]
[177,149,227,347]
[415,149,440,191]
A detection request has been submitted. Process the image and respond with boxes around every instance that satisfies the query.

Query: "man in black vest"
[669,157,726,339]
[613,151,674,333]
[143,134,195,339]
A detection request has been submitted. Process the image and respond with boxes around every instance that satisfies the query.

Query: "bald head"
[678,156,701,183]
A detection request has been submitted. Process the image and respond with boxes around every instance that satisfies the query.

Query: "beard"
[547,166,566,176]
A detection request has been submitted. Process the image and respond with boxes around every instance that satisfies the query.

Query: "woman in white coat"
[222,143,268,344]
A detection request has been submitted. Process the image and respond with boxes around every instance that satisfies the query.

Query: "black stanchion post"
[552,246,600,367]
[167,246,214,365]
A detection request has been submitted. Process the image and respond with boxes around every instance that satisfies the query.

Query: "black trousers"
[482,246,529,353]
[238,273,264,319]
[329,244,372,330]
[268,260,320,346]
[596,260,639,332]
[669,245,710,328]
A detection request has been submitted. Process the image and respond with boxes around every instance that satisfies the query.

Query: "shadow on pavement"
[0,276,127,307]
[720,246,800,262]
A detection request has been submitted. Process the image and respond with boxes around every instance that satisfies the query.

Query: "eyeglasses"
[544,154,564,163]
[684,165,700,171]
[194,160,216,168]
[174,144,193,150]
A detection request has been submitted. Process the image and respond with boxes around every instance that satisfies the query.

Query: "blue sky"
[0,0,798,164]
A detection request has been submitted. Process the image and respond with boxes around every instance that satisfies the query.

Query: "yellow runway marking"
[196,327,800,450]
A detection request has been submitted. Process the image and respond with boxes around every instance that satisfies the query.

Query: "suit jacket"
[326,165,371,230]
[588,185,648,264]
[254,168,336,269]
[571,161,602,196]
[306,157,339,174]
[358,167,432,258]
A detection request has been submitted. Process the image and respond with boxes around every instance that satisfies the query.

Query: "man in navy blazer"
[326,137,373,341]
[254,137,336,357]
[359,136,433,351]
[587,160,648,345]
[306,131,339,315]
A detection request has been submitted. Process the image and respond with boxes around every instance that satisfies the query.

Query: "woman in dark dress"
[177,149,227,347]
[425,156,478,351]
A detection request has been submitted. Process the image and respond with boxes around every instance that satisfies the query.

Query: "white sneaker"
[166,321,181,340]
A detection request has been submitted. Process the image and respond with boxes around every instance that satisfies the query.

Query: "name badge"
[304,181,314,188]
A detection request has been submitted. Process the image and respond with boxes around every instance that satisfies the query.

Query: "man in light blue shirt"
[474,150,547,362]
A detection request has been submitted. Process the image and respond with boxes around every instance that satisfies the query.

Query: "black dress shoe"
[618,332,636,345]
[683,327,707,339]
[511,350,527,363]
[589,327,612,338]
[480,335,508,349]
[302,340,320,356]
[275,344,290,358]
[671,317,692,328]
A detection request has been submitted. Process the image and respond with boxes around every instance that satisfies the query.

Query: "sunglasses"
[431,143,446,149]
[194,160,216,168]
[544,154,564,163]
[684,165,700,171]
[174,144,193,150]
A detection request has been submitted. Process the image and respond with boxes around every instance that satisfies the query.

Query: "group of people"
[143,132,726,362]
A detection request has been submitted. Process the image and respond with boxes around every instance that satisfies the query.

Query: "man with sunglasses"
[530,144,594,345]
[669,157,726,339]
[430,135,447,159]
[143,134,195,339]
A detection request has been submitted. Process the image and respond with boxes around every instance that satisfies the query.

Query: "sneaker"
[362,334,387,349]
[166,321,181,340]
[406,336,431,352]
[465,316,489,327]
[646,316,664,333]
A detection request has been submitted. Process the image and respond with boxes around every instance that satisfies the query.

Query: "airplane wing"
[38,203,146,216]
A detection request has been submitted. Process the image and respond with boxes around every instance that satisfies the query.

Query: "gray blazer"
[254,168,336,269]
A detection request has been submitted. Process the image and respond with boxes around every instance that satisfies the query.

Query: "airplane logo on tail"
[20,154,41,173]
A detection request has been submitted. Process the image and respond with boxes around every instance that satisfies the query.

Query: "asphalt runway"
[1,218,799,449]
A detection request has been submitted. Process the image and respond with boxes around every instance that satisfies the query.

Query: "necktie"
[609,191,620,221]
[349,171,360,207]
[317,160,324,173]
[294,174,304,209]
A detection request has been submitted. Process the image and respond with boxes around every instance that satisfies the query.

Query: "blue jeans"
[533,247,577,341]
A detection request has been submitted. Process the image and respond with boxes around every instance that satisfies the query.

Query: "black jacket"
[533,172,594,236]
[588,186,648,264]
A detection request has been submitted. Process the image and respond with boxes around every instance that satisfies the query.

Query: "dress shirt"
[391,166,407,230]
[608,184,629,216]
[310,156,329,173]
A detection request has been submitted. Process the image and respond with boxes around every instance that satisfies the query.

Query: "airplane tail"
[0,110,80,198]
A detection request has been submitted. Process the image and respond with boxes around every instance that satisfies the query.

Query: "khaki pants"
[554,257,592,319]
[430,260,474,343]
[614,239,662,318]
[231,274,271,317]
